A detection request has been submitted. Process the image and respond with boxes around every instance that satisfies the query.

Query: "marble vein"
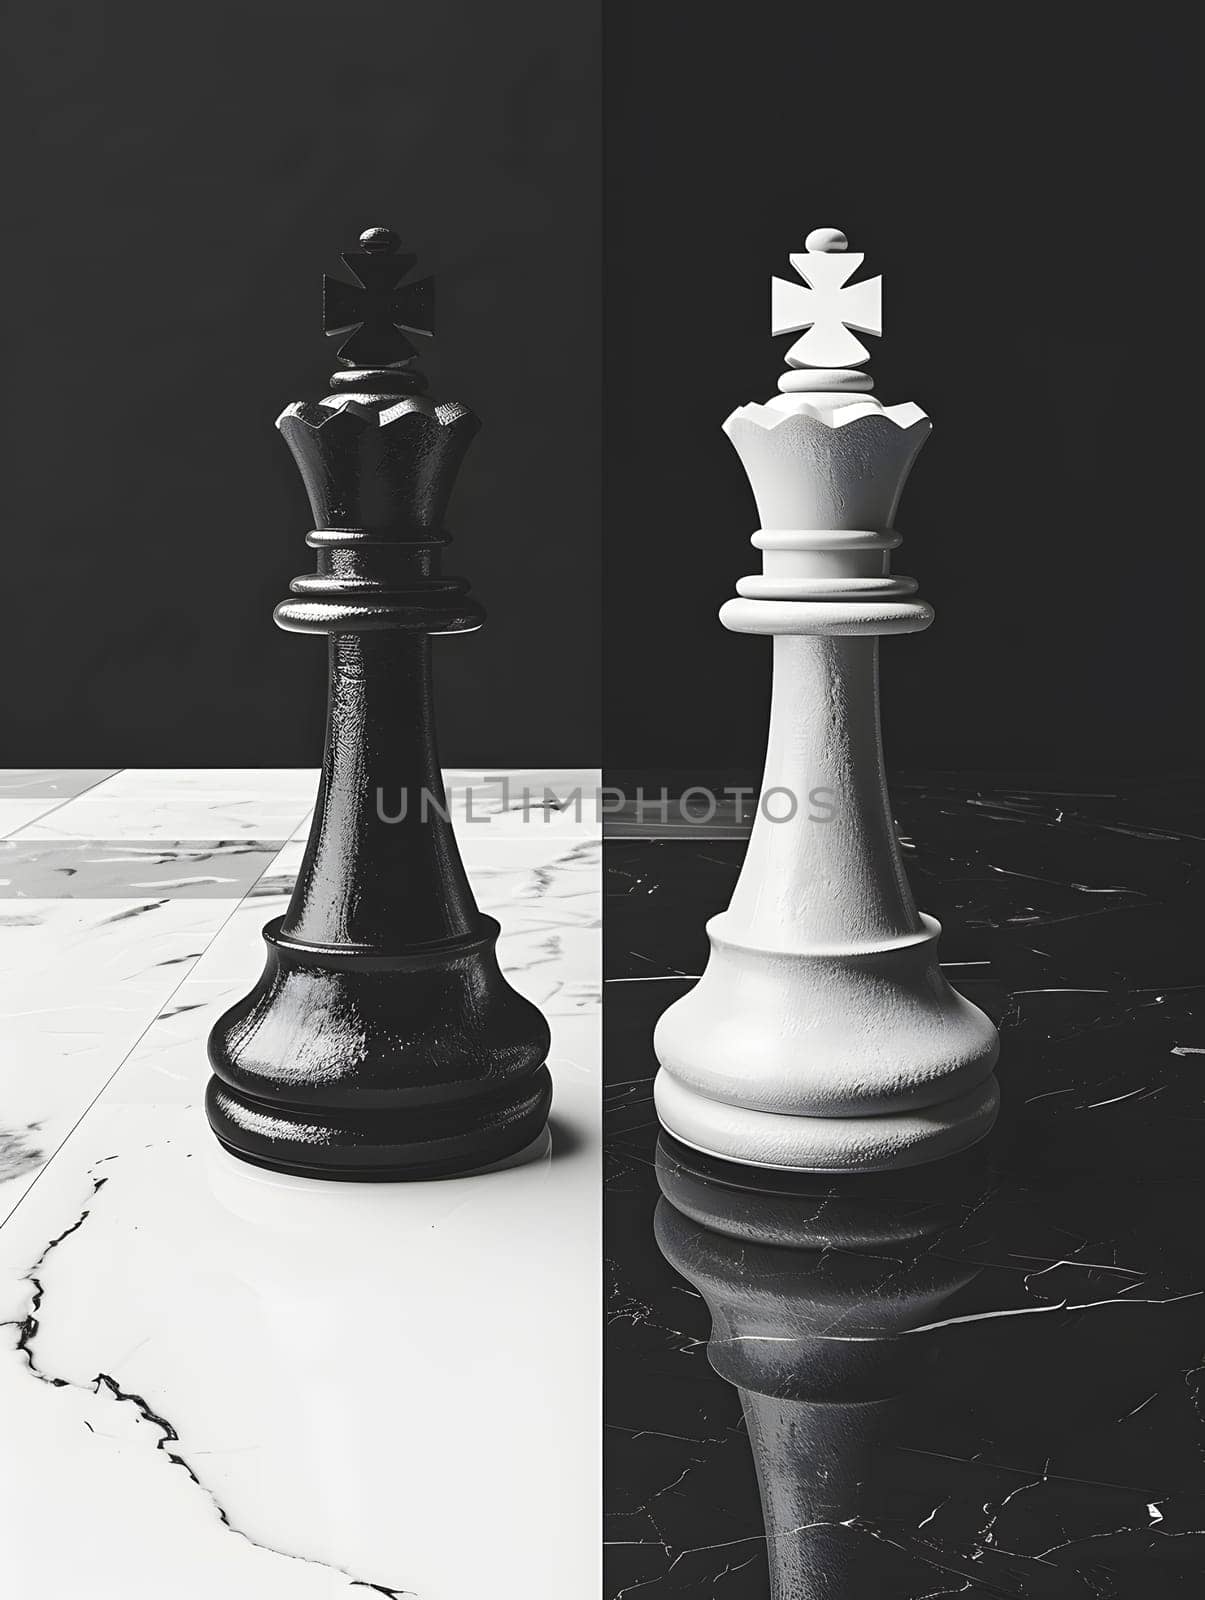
[3,1168,417,1597]
[605,779,1205,1600]
[2,770,602,1597]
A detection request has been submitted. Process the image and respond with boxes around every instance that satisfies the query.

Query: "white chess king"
[653,227,1000,1172]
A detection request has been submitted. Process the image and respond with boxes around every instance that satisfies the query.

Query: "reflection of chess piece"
[654,1136,978,1599]
[655,228,999,1172]
[207,227,551,1179]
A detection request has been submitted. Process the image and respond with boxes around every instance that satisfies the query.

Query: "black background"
[6,0,599,768]
[7,7,1199,779]
[604,7,1201,779]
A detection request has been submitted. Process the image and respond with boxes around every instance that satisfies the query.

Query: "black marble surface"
[605,776,1204,1599]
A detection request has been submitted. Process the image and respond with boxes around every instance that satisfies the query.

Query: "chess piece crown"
[277,226,482,639]
[725,226,929,623]
[206,225,551,1180]
[652,227,1000,1174]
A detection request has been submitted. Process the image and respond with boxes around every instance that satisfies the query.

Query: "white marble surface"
[0,897,237,1205]
[0,798,83,837]
[0,769,120,837]
[10,768,600,844]
[0,770,601,1598]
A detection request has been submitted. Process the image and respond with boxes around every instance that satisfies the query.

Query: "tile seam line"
[3,766,124,839]
[0,799,286,1232]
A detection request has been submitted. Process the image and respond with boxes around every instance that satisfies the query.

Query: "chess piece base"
[207,1073,552,1181]
[654,1069,999,1173]
[654,907,1000,1172]
[207,913,552,1181]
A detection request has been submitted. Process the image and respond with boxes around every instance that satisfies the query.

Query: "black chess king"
[206,226,552,1179]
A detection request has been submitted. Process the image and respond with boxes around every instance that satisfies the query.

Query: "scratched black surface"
[605,777,1204,1599]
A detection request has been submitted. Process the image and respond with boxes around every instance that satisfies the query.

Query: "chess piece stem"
[284,633,477,949]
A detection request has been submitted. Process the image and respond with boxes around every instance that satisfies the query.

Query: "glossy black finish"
[207,230,551,1180]
[606,777,1203,1598]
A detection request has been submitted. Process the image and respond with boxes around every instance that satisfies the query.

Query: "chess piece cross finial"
[771,226,883,369]
[323,225,434,367]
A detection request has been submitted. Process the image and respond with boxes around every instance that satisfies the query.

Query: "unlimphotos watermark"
[374,779,839,825]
